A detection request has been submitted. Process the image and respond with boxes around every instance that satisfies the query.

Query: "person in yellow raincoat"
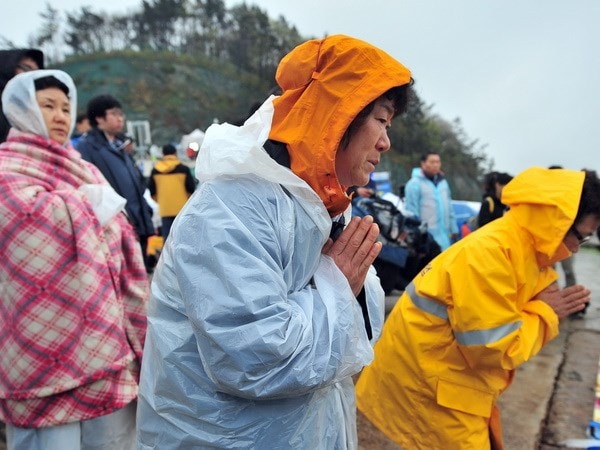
[356,167,600,449]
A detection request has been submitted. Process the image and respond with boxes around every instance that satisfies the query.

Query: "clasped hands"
[537,282,590,319]
[322,216,381,296]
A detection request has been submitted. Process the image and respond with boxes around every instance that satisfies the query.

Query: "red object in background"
[460,222,472,237]
[186,142,199,160]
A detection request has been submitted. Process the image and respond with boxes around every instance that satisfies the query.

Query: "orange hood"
[269,34,412,216]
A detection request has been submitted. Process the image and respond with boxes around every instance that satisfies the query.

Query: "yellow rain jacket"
[356,167,584,449]
[148,155,195,217]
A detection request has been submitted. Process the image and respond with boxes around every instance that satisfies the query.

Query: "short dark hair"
[86,94,122,127]
[33,76,69,96]
[339,81,414,150]
[575,170,600,224]
[496,172,513,186]
[162,144,177,155]
[420,151,440,163]
[21,49,44,70]
[482,171,499,196]
[482,171,513,197]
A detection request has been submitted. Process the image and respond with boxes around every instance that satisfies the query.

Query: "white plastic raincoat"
[137,33,414,448]
[136,99,386,449]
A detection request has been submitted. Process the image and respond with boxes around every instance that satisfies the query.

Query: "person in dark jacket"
[0,49,44,142]
[477,171,513,227]
[70,112,90,147]
[76,94,155,272]
[148,144,195,240]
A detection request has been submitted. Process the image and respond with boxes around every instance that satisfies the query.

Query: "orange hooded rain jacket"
[270,34,411,217]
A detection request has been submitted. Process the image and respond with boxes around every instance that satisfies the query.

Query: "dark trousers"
[161,216,176,241]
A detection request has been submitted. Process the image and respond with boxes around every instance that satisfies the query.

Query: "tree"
[133,0,187,51]
[226,4,272,77]
[108,15,137,51]
[178,0,229,58]
[34,3,62,62]
[64,7,108,54]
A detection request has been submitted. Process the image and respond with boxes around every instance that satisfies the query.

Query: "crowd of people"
[1,37,599,450]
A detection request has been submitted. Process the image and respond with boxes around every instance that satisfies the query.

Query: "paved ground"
[1,247,599,450]
[537,245,600,450]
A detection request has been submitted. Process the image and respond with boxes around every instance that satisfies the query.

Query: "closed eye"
[378,118,392,129]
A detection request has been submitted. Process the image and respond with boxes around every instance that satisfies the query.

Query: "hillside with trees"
[3,0,491,200]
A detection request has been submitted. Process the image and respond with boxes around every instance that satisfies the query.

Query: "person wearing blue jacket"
[404,151,458,250]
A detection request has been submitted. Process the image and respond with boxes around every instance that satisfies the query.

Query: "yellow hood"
[269,34,412,216]
[155,154,181,173]
[502,166,584,258]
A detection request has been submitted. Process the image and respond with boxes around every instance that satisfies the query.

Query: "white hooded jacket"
[136,98,386,449]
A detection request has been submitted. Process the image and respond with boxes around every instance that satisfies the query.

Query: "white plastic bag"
[79,184,126,225]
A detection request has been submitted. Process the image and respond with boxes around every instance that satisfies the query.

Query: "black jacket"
[0,49,44,142]
[76,128,155,237]
[477,195,507,228]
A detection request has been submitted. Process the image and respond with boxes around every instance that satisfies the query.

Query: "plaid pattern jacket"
[0,130,148,427]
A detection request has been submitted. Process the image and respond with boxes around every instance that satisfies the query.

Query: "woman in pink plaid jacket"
[0,70,148,449]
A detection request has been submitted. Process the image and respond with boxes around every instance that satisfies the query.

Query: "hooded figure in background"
[356,167,600,449]
[148,143,196,240]
[0,49,44,142]
[137,35,412,449]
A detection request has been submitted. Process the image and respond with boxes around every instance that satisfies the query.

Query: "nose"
[55,109,69,123]
[377,131,391,152]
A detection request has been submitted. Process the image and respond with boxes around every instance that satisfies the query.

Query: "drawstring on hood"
[269,34,412,217]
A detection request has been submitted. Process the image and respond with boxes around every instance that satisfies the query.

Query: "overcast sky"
[2,0,599,176]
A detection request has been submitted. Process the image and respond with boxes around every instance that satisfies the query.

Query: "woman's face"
[335,98,394,187]
[36,87,71,144]
[563,214,600,253]
[15,56,39,74]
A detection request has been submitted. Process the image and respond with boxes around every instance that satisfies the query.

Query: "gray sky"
[2,0,599,176]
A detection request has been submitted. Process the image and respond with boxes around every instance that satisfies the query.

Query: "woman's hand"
[322,215,382,296]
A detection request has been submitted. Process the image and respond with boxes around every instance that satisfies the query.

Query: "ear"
[95,115,106,129]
